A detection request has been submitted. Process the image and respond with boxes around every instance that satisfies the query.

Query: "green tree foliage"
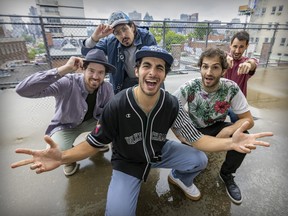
[150,22,187,52]
[188,23,212,40]
[149,23,164,44]
[165,31,186,52]
[22,34,35,43]
[27,42,46,60]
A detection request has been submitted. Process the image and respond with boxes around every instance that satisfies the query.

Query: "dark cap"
[83,49,116,74]
[135,45,174,67]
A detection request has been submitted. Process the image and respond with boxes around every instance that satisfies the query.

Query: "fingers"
[239,143,258,152]
[230,60,234,68]
[36,167,46,174]
[15,148,34,155]
[44,135,58,149]
[237,63,251,75]
[239,121,250,132]
[11,158,34,168]
[30,162,42,170]
[13,161,46,174]
[252,140,270,147]
[254,132,273,139]
[239,146,251,153]
[73,58,82,68]
[244,144,256,150]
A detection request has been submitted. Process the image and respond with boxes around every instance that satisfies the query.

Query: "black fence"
[0,14,287,89]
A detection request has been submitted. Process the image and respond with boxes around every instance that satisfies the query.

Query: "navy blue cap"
[135,45,174,67]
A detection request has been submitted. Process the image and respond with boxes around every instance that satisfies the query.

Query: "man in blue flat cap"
[11,45,272,216]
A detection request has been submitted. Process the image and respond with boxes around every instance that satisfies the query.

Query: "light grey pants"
[50,118,97,150]
[105,140,208,216]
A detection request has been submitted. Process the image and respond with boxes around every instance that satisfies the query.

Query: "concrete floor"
[0,66,287,216]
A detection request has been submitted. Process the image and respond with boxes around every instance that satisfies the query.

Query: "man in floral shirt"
[173,48,254,205]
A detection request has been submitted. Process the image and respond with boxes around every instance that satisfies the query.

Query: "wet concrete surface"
[0,66,287,216]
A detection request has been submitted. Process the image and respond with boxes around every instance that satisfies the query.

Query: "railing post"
[39,16,52,69]
[162,20,166,49]
[266,23,278,68]
[205,22,210,48]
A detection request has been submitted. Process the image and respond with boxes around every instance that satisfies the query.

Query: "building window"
[261,7,266,15]
[264,38,269,43]
[49,27,63,33]
[250,37,254,43]
[44,6,58,13]
[47,18,61,24]
[271,6,276,15]
[277,53,282,56]
[255,37,259,43]
[280,38,286,46]
[276,5,283,15]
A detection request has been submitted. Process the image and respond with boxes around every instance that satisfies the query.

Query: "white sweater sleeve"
[84,37,97,48]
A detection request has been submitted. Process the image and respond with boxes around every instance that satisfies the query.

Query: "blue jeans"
[228,108,239,123]
[105,140,208,216]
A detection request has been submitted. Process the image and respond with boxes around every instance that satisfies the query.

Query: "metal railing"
[0,14,287,89]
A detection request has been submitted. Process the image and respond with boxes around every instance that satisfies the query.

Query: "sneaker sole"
[168,175,201,201]
[219,174,243,204]
[63,163,80,176]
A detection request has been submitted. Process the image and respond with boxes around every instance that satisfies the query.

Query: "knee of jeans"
[186,151,208,171]
[199,152,208,169]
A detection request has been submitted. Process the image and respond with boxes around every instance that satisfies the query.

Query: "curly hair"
[197,48,229,70]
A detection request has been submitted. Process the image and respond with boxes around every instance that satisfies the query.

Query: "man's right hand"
[91,24,113,42]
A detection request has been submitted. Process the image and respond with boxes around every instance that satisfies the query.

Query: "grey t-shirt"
[123,45,137,78]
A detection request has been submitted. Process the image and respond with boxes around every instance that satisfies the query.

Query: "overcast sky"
[0,0,250,22]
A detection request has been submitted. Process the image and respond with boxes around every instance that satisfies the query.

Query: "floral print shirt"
[173,78,249,128]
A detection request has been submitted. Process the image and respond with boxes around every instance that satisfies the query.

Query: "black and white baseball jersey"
[86,87,203,181]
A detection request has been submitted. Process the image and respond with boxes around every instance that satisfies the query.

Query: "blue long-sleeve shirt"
[15,68,114,136]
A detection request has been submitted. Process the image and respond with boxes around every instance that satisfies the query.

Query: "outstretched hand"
[232,121,273,153]
[237,62,251,75]
[226,55,234,69]
[11,135,62,174]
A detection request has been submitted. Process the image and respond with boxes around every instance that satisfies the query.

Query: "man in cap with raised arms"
[82,11,157,94]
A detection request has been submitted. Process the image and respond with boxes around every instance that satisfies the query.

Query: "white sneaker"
[63,162,79,176]
[168,171,201,200]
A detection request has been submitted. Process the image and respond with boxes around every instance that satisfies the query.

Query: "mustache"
[122,37,129,42]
